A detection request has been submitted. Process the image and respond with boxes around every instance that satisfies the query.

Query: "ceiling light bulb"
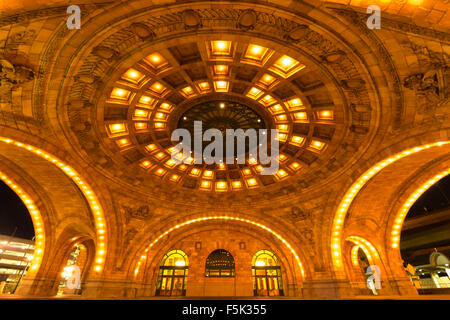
[216,41,226,49]
[251,45,262,54]
[115,89,125,96]
[281,57,293,67]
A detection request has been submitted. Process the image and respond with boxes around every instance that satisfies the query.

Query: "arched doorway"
[155,250,188,296]
[252,250,284,296]
[205,249,235,277]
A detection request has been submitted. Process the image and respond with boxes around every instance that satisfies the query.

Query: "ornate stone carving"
[91,46,119,60]
[123,204,152,220]
[285,25,309,42]
[404,68,449,113]
[182,10,202,29]
[130,23,155,41]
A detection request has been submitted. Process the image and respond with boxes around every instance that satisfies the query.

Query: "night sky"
[0,171,450,241]
[0,180,34,240]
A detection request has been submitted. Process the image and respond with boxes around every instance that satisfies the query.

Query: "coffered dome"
[62,4,380,204]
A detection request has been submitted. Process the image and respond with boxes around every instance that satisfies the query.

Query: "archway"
[132,222,303,297]
[332,138,450,296]
[0,135,108,296]
[252,250,284,297]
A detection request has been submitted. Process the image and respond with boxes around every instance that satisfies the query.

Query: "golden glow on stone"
[134,216,305,278]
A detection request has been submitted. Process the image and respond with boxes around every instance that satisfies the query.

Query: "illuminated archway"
[133,216,306,279]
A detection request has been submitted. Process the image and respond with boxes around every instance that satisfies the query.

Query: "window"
[156,250,188,296]
[252,250,284,296]
[205,249,235,277]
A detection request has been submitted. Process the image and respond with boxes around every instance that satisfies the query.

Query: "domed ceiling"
[63,5,380,204]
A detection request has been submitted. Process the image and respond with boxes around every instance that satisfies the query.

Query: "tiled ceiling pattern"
[100,40,337,192]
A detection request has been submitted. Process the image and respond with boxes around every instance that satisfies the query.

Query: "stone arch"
[0,132,109,296]
[130,221,304,297]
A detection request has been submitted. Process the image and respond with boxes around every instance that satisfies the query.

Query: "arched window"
[205,249,235,277]
[156,250,188,296]
[252,250,284,296]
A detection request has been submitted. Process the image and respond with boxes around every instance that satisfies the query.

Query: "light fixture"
[268,104,284,114]
[110,87,131,100]
[145,53,169,71]
[231,180,242,190]
[154,122,166,129]
[145,144,157,152]
[317,110,334,121]
[133,109,150,120]
[122,68,145,83]
[213,64,229,76]
[116,138,131,148]
[259,95,277,107]
[139,160,153,169]
[286,98,303,110]
[246,178,258,188]
[242,44,273,66]
[289,162,301,171]
[246,87,264,100]
[180,86,196,98]
[189,168,201,177]
[134,122,147,130]
[293,112,308,122]
[138,95,156,108]
[153,167,166,177]
[210,40,232,58]
[275,169,289,180]
[108,123,127,136]
[257,73,278,88]
[270,55,305,78]
[290,136,305,147]
[159,102,174,112]
[309,140,326,152]
[149,82,167,96]
[275,114,287,122]
[215,181,228,191]
[197,82,211,94]
[199,180,212,190]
